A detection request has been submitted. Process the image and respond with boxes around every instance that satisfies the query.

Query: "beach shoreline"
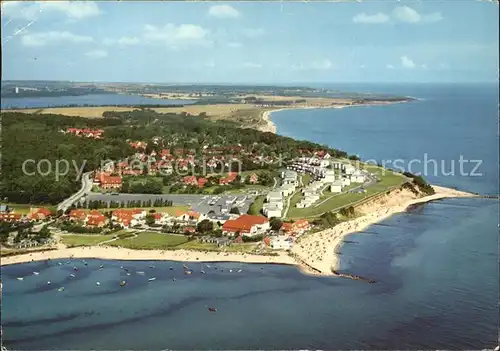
[259,99,412,134]
[0,186,477,277]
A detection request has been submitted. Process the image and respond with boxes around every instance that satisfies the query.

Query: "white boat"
[149,265,155,269]
[99,265,104,270]
[148,277,156,282]
[137,271,145,275]
[206,265,211,268]
[201,270,206,274]
[126,272,131,276]
[33,272,39,275]
[70,274,75,278]
[58,287,65,292]
[120,266,123,269]
[96,282,101,286]
[183,264,189,270]
[229,269,232,273]
[47,281,51,285]
[238,269,243,273]
[58,262,62,266]
[16,277,24,281]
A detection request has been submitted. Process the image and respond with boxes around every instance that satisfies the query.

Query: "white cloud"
[311,59,333,70]
[144,24,209,47]
[352,12,389,24]
[392,6,421,23]
[242,62,262,68]
[1,1,100,21]
[227,42,243,48]
[21,31,93,46]
[85,50,108,59]
[386,64,395,69]
[242,27,265,38]
[421,12,443,23]
[103,36,140,46]
[208,5,240,19]
[400,55,416,69]
[352,6,442,25]
[392,6,443,24]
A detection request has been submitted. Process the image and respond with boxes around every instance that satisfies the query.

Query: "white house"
[350,170,366,183]
[263,203,282,218]
[266,191,283,203]
[270,236,293,250]
[323,169,336,183]
[330,180,343,193]
[341,177,351,187]
[343,164,356,175]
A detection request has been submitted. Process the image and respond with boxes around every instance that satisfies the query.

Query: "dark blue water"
[2,83,498,349]
[1,94,194,109]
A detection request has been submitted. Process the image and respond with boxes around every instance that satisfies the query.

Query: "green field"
[1,203,57,215]
[178,241,219,251]
[107,232,189,250]
[247,195,266,215]
[61,233,117,247]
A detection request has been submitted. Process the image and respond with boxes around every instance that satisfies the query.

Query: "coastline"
[259,99,412,134]
[0,185,477,277]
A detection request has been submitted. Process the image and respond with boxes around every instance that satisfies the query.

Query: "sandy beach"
[291,185,477,275]
[1,186,477,276]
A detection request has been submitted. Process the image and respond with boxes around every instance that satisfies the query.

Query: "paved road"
[57,172,93,212]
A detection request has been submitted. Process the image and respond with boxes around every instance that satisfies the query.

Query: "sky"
[1,0,498,84]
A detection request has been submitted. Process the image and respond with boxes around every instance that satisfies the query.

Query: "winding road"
[56,172,93,212]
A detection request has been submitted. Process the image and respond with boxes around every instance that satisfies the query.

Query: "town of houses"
[2,132,374,253]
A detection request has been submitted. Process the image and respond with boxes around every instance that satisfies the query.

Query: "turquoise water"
[2,83,498,349]
[1,94,194,109]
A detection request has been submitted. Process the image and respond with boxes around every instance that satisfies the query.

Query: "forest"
[1,109,352,205]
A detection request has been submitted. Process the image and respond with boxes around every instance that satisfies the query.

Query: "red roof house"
[222,214,270,236]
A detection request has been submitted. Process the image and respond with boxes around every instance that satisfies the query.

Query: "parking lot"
[86,193,255,215]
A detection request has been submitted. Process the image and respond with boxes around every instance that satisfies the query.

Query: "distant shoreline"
[259,99,413,134]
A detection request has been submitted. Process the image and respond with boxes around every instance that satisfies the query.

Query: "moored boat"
[120,280,127,287]
[16,277,24,281]
[33,272,39,275]
[148,277,156,282]
[58,287,64,292]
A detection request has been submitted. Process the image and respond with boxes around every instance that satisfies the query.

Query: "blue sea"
[1,93,194,109]
[1,83,498,350]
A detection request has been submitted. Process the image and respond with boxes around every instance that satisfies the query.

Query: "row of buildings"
[263,170,299,218]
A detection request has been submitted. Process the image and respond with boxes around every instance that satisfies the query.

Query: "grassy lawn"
[247,195,266,215]
[225,184,269,194]
[0,203,57,215]
[107,232,188,250]
[61,233,117,247]
[178,241,219,251]
[223,243,257,253]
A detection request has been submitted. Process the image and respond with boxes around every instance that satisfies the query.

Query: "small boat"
[208,307,217,312]
[99,265,104,270]
[16,277,24,281]
[183,264,188,270]
[229,269,232,273]
[169,267,174,270]
[206,264,211,268]
[214,267,218,270]
[201,270,206,274]
[136,271,145,275]
[47,281,51,285]
[120,266,123,269]
[73,267,78,271]
[120,280,126,287]
[148,277,156,282]
[96,282,101,286]
[58,287,65,292]
[70,273,75,278]
[126,272,131,276]
[58,262,62,266]
[124,268,129,272]
[149,265,155,269]
[83,261,88,266]
[237,269,243,273]
[172,278,176,282]
[33,271,39,275]
[184,270,192,275]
